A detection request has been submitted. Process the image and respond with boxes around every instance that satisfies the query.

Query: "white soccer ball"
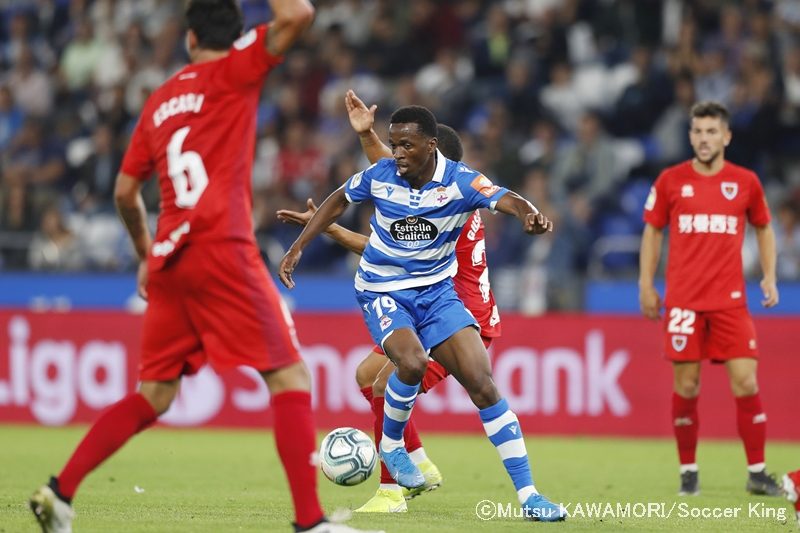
[319,427,377,486]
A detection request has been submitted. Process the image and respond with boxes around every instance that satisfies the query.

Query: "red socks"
[735,393,766,466]
[672,393,699,466]
[58,393,157,499]
[273,390,324,529]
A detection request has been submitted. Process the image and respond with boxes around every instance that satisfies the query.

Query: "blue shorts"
[355,277,478,352]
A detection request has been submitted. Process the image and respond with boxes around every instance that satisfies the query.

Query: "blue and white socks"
[381,371,420,452]
[480,397,538,504]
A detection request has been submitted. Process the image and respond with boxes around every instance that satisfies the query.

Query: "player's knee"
[397,351,428,383]
[468,375,500,409]
[674,375,700,398]
[355,359,374,389]
[731,374,758,396]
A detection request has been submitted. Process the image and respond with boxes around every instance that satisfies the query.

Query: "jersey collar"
[431,149,446,183]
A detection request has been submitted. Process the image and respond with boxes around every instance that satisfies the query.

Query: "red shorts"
[663,305,758,363]
[139,241,300,381]
[372,336,493,393]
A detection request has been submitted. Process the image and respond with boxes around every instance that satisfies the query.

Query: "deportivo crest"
[721,182,738,200]
[379,314,393,331]
[671,335,687,352]
[390,215,439,248]
[434,186,449,205]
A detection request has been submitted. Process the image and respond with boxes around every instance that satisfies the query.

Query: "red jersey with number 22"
[120,25,281,271]
[643,160,771,311]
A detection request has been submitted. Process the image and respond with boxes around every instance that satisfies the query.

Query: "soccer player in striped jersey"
[278,100,499,512]
[279,103,566,522]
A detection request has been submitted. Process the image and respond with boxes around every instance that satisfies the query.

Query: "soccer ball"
[319,427,377,486]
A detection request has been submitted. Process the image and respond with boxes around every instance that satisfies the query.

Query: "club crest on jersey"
[390,215,438,248]
[470,175,499,198]
[671,335,687,352]
[721,182,738,200]
[681,184,694,198]
[379,314,393,331]
[434,186,449,205]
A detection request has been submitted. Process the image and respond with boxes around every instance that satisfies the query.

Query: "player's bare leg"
[376,329,427,489]
[432,327,566,522]
[672,362,701,495]
[724,358,781,496]
[30,380,173,532]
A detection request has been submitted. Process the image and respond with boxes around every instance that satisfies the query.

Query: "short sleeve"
[747,173,771,226]
[344,163,378,204]
[120,117,154,180]
[457,172,508,212]
[642,172,669,228]
[223,25,283,88]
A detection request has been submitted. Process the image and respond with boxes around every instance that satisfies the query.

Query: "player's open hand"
[639,285,662,320]
[277,198,318,227]
[523,212,553,234]
[760,277,779,308]
[137,260,149,300]
[278,247,302,289]
[345,89,376,134]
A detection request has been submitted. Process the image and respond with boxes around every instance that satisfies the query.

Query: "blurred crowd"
[2,0,800,311]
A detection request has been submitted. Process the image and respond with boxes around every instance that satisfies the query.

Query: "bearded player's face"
[689,116,731,165]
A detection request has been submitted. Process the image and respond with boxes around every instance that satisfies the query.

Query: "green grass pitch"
[2,425,798,532]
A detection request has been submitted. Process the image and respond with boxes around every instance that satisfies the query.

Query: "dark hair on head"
[690,100,730,124]
[390,105,437,138]
[185,0,243,51]
[436,124,463,161]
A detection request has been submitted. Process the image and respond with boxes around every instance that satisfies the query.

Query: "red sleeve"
[747,172,771,226]
[642,171,669,228]
[223,24,283,88]
[120,116,154,180]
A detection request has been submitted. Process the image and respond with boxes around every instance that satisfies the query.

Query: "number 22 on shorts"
[668,307,696,334]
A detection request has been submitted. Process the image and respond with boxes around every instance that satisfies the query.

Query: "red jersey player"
[639,101,781,497]
[29,3,379,533]
[277,91,500,513]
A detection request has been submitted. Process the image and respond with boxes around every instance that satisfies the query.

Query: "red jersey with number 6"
[120,25,281,271]
[643,160,771,311]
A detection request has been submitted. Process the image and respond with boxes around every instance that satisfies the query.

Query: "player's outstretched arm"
[277,198,368,255]
[114,173,152,299]
[279,187,350,288]
[493,190,553,234]
[265,0,315,57]
[638,223,664,320]
[345,89,391,163]
[754,224,779,307]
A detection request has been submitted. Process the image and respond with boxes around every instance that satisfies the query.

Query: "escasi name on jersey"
[677,213,738,234]
[152,92,205,128]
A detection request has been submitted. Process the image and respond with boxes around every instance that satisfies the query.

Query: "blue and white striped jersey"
[344,150,508,292]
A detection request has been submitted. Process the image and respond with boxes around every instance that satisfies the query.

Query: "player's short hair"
[690,101,730,125]
[436,124,463,161]
[390,105,437,139]
[185,0,243,51]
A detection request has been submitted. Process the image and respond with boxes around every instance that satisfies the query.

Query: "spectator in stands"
[28,203,84,271]
[0,85,24,151]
